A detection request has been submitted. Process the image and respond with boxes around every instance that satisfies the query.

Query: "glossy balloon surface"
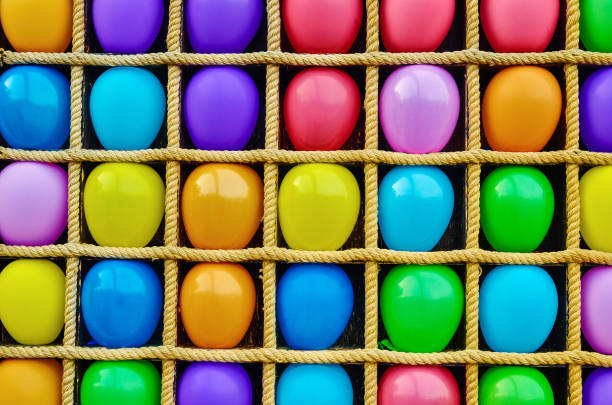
[379,166,454,251]
[90,67,166,150]
[181,164,263,249]
[0,259,64,345]
[0,162,67,246]
[0,359,62,405]
[84,163,165,247]
[186,0,263,52]
[93,0,164,53]
[380,65,460,154]
[482,66,562,152]
[81,361,161,405]
[580,0,612,52]
[580,67,612,152]
[378,366,460,405]
[276,364,353,405]
[184,67,259,151]
[178,362,252,405]
[480,265,558,353]
[583,368,612,405]
[580,166,612,252]
[284,68,360,151]
[380,264,464,352]
[81,260,162,348]
[481,166,554,252]
[180,263,256,348]
[278,163,360,250]
[582,267,612,354]
[479,367,554,405]
[0,66,70,149]
[277,263,353,350]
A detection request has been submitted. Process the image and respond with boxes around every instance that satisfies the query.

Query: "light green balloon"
[480,367,554,405]
[580,0,612,52]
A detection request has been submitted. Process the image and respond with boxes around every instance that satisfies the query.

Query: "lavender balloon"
[380,65,460,154]
[178,362,252,405]
[186,0,263,53]
[582,267,612,354]
[184,67,259,150]
[580,67,612,152]
[584,368,612,405]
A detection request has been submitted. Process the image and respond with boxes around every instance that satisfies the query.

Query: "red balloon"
[378,366,461,405]
[282,0,363,53]
[381,0,455,52]
[284,68,361,151]
[481,0,559,52]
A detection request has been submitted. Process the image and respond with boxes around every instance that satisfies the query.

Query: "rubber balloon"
[580,166,612,252]
[479,367,554,405]
[580,0,612,52]
[0,359,62,405]
[584,368,612,405]
[582,267,612,354]
[378,366,460,405]
[178,362,252,405]
[580,67,612,152]
[276,364,353,405]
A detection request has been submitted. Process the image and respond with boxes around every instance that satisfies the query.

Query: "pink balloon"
[380,65,460,154]
[582,267,612,354]
[378,365,460,405]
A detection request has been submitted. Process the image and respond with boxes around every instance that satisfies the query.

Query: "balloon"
[0,359,62,405]
[378,366,460,405]
[581,166,612,252]
[582,267,612,354]
[479,367,554,405]
[178,362,252,405]
[276,364,353,405]
[580,0,612,52]
[584,368,612,405]
[580,67,612,152]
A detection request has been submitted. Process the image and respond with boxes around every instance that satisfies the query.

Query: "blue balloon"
[276,364,353,405]
[480,265,558,353]
[0,66,70,149]
[378,166,454,251]
[90,67,166,150]
[81,260,163,348]
[277,263,353,350]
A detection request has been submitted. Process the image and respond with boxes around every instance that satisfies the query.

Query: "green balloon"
[380,264,464,353]
[81,361,161,405]
[480,367,554,405]
[481,166,554,253]
[580,0,612,52]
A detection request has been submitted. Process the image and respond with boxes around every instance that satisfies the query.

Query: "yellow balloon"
[0,260,65,345]
[84,163,165,247]
[581,166,612,252]
[279,163,360,250]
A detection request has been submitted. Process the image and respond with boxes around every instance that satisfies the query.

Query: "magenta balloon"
[379,65,460,154]
[582,267,612,354]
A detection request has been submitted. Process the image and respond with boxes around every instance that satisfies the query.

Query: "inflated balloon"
[276,364,353,405]
[480,367,554,405]
[481,166,554,252]
[83,163,165,247]
[580,166,612,252]
[378,366,460,405]
[0,0,72,52]
[90,67,166,150]
[584,368,612,405]
[580,0,612,52]
[0,359,62,405]
[284,68,360,151]
[178,362,252,405]
[186,0,263,52]
[277,263,354,349]
[0,162,67,246]
[0,260,64,345]
[93,0,164,53]
[482,66,562,151]
[380,65,460,153]
[481,0,559,52]
[181,164,263,249]
[380,264,464,352]
[0,66,70,149]
[278,163,360,250]
[81,361,160,405]
[184,67,259,150]
[582,267,612,354]
[580,67,612,152]
[480,265,558,353]
[81,260,162,348]
[379,166,454,251]
[381,0,454,52]
[282,0,362,53]
[180,263,256,348]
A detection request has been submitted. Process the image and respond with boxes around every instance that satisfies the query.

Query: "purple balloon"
[584,368,612,405]
[580,67,612,152]
[380,65,460,154]
[186,0,263,53]
[0,162,68,246]
[184,67,259,150]
[93,0,164,53]
[178,362,252,405]
[582,267,612,354]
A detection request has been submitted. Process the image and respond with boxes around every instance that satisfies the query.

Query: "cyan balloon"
[276,364,353,405]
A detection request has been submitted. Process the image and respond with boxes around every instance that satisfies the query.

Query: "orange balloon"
[0,359,62,405]
[0,0,72,52]
[482,66,562,152]
[180,263,256,348]
[181,164,263,249]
